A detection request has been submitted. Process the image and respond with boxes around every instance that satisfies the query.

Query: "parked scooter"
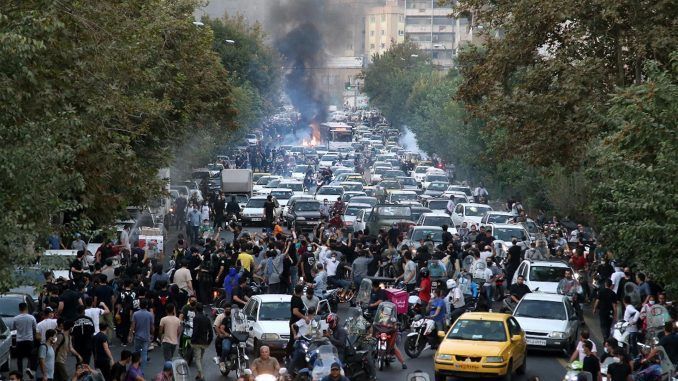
[404,315,438,359]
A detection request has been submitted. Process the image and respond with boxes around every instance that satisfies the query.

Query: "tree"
[588,55,678,292]
[0,0,237,289]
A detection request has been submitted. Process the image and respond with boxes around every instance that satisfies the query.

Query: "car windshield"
[234,195,249,204]
[374,167,389,175]
[427,182,448,191]
[0,297,22,317]
[493,227,527,241]
[427,201,448,210]
[270,190,292,199]
[344,207,365,216]
[258,302,290,321]
[426,175,448,182]
[391,193,417,202]
[256,177,273,185]
[322,155,338,162]
[281,183,304,192]
[465,205,492,217]
[514,300,567,320]
[448,186,473,196]
[487,214,513,224]
[415,167,428,173]
[264,180,281,188]
[293,165,307,173]
[398,178,417,186]
[295,202,320,211]
[447,319,507,342]
[384,170,405,178]
[317,187,343,195]
[411,229,443,241]
[341,183,363,191]
[423,216,451,226]
[524,221,539,233]
[377,206,411,218]
[530,266,569,282]
[380,181,401,189]
[246,199,267,208]
[350,197,377,207]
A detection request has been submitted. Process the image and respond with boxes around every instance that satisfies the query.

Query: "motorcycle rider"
[324,314,348,362]
[445,279,466,325]
[558,269,582,319]
[641,321,678,367]
[428,288,446,336]
[214,305,233,373]
[417,268,432,306]
[367,282,388,315]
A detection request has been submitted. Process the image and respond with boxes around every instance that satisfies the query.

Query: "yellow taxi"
[434,312,527,381]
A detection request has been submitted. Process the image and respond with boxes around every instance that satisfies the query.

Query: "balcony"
[405,8,453,17]
[405,24,454,34]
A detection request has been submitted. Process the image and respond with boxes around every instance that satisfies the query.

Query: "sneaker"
[25,369,35,379]
[219,362,227,373]
[402,363,407,370]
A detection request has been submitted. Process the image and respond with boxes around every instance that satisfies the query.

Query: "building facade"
[365,0,405,61]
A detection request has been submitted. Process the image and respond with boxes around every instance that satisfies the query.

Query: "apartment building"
[365,0,405,61]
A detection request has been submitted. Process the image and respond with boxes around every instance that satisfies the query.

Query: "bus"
[319,122,353,150]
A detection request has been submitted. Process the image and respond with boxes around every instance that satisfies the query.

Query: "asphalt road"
[54,225,572,381]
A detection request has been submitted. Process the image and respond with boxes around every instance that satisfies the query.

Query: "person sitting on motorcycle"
[332,197,345,216]
[446,279,466,322]
[324,314,349,362]
[429,288,447,337]
[570,250,588,272]
[215,305,234,371]
[641,321,678,369]
[371,310,407,370]
[226,196,241,220]
[509,275,531,304]
[367,282,388,315]
[418,268,432,305]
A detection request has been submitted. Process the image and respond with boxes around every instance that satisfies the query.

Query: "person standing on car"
[226,196,241,221]
[264,195,276,231]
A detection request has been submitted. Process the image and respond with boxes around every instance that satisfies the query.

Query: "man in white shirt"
[36,307,57,343]
[173,261,194,295]
[479,246,493,262]
[569,330,597,362]
[611,266,625,294]
[446,195,455,215]
[623,295,640,356]
[85,299,110,334]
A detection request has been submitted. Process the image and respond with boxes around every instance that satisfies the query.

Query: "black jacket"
[191,313,214,345]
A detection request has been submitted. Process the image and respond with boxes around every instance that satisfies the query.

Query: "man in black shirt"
[232,277,251,309]
[58,282,83,323]
[110,350,132,381]
[643,322,678,366]
[288,285,307,356]
[505,239,522,286]
[582,341,600,381]
[213,193,226,229]
[509,275,531,303]
[264,195,276,229]
[593,279,618,341]
[368,282,388,314]
[441,225,453,249]
[71,305,95,364]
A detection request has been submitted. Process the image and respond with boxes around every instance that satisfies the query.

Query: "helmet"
[420,268,429,277]
[326,313,339,329]
[446,279,457,289]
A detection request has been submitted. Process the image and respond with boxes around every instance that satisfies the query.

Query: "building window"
[381,14,386,22]
[381,30,385,35]
[370,43,375,49]
[370,15,375,23]
[381,43,385,48]
[370,30,375,36]
[398,30,404,36]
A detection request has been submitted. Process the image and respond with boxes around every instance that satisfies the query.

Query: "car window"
[447,319,507,342]
[411,229,443,241]
[258,302,290,321]
[565,300,576,320]
[0,297,22,318]
[245,199,267,208]
[464,205,492,217]
[507,317,522,336]
[0,317,7,333]
[529,266,569,282]
[454,205,463,214]
[514,300,566,320]
[493,227,527,242]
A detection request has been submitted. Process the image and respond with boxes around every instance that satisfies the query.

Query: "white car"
[319,153,340,168]
[246,133,258,146]
[487,223,531,254]
[314,185,344,201]
[421,173,449,191]
[511,260,575,294]
[387,190,418,204]
[416,212,456,229]
[252,176,281,194]
[243,294,291,356]
[369,166,391,184]
[412,166,433,183]
[241,195,281,225]
[278,180,305,196]
[451,203,493,227]
[513,293,581,353]
[291,165,309,181]
[480,211,516,225]
[342,204,369,232]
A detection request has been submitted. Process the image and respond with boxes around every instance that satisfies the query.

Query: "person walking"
[92,322,114,381]
[124,352,144,381]
[70,305,95,365]
[190,303,213,381]
[129,299,154,370]
[13,302,37,376]
[54,319,80,381]
[159,304,181,362]
[593,279,618,340]
[37,329,56,381]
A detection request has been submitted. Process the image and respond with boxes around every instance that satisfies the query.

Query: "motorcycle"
[372,301,399,371]
[612,321,631,351]
[344,308,376,381]
[563,361,592,381]
[218,307,250,378]
[404,316,438,359]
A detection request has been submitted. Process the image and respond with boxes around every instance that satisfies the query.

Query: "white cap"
[447,279,457,289]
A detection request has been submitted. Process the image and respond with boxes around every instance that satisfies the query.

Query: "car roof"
[490,223,524,229]
[346,203,371,208]
[252,294,292,303]
[458,312,510,321]
[486,211,514,216]
[390,190,416,195]
[525,259,571,268]
[520,293,568,303]
[421,212,451,217]
[249,195,269,200]
[459,203,491,207]
[268,188,294,192]
[412,225,443,231]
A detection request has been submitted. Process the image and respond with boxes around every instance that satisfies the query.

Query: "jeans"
[328,276,350,290]
[599,314,613,341]
[15,340,33,374]
[483,285,493,304]
[161,342,177,361]
[191,226,200,244]
[192,344,208,375]
[133,338,149,370]
[628,331,639,357]
[221,339,232,361]
[289,267,298,293]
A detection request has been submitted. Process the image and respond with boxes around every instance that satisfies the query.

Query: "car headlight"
[485,356,504,363]
[437,354,452,360]
[548,331,565,339]
[296,216,306,221]
[261,333,280,341]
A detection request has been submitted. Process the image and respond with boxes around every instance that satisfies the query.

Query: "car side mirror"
[438,331,446,340]
[511,334,522,342]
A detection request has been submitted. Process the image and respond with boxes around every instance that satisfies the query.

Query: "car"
[421,174,449,191]
[376,180,402,192]
[0,293,37,358]
[382,169,406,180]
[241,196,280,226]
[341,191,367,202]
[366,204,415,233]
[410,206,433,223]
[416,212,455,228]
[348,196,378,208]
[451,203,494,227]
[319,153,340,168]
[511,259,575,293]
[243,294,292,357]
[246,133,258,146]
[423,198,450,213]
[423,181,449,197]
[413,166,433,183]
[439,191,470,205]
[512,293,580,354]
[338,181,364,192]
[521,218,544,241]
[277,180,305,196]
[251,172,271,183]
[291,165,310,181]
[252,175,281,194]
[446,185,473,199]
[480,211,516,225]
[284,200,322,230]
[387,190,418,204]
[434,312,527,381]
[396,176,419,193]
[342,204,370,232]
[0,318,9,371]
[267,188,294,210]
[485,223,531,255]
[369,166,391,184]
[401,226,444,250]
[314,186,344,201]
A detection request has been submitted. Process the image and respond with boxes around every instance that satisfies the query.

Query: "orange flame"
[310,121,321,142]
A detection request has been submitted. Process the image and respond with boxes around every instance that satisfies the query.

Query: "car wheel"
[500,360,513,381]
[434,371,446,381]
[517,354,527,375]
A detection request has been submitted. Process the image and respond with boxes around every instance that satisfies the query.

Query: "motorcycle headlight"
[485,356,504,363]
[573,272,580,281]
[548,331,565,339]
[437,354,452,360]
[261,333,280,341]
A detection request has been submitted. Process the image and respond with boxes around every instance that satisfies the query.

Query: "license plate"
[251,218,261,221]
[378,341,387,350]
[526,338,547,346]
[456,363,479,370]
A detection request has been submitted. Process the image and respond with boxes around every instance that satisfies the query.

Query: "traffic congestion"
[2,107,677,381]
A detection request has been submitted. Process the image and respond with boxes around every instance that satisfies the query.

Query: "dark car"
[285,200,322,230]
[366,204,415,234]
